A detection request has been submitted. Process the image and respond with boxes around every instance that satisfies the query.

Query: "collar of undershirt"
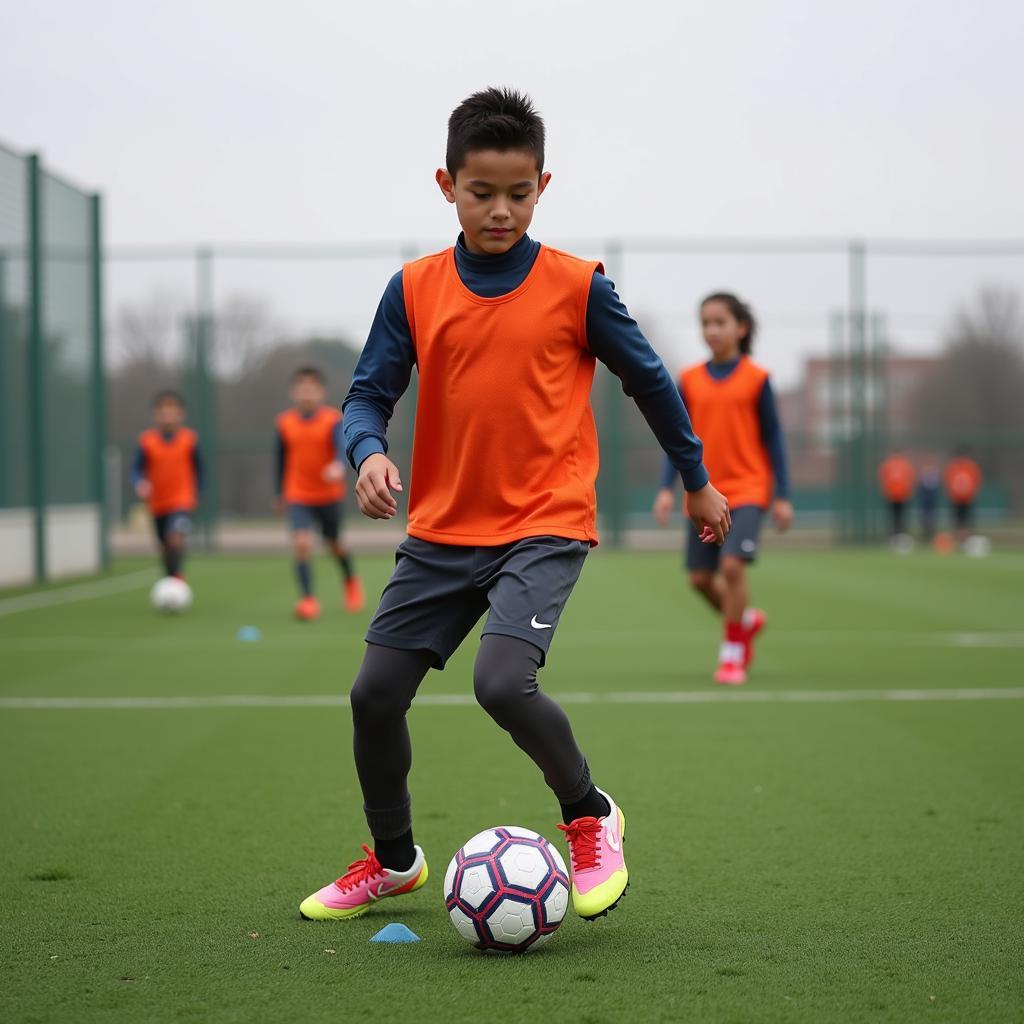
[705,356,742,380]
[454,231,538,278]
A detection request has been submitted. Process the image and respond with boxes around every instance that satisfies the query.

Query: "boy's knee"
[351,667,403,723]
[294,532,313,558]
[720,557,744,584]
[689,570,714,594]
[473,660,536,723]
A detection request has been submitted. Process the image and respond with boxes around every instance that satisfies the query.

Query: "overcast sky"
[4,0,1023,385]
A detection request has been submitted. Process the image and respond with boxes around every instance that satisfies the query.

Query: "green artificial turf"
[1,548,1022,1023]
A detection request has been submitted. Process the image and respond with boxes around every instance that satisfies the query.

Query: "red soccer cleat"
[742,608,767,668]
[344,577,365,614]
[295,595,321,621]
[714,635,747,686]
[714,661,747,686]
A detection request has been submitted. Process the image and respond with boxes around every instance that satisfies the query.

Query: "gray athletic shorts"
[288,501,343,541]
[367,535,590,669]
[686,504,764,572]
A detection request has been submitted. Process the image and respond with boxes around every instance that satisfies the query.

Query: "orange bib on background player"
[944,457,982,504]
[680,357,772,509]
[138,428,198,516]
[402,245,603,546]
[878,455,916,503]
[276,407,345,504]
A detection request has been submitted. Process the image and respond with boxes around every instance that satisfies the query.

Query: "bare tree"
[213,294,282,379]
[910,286,1024,506]
[111,289,188,368]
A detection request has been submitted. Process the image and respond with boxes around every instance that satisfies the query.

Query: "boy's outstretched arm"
[342,271,415,520]
[586,272,731,543]
[653,381,686,526]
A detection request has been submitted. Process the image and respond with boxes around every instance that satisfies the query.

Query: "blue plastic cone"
[370,923,420,944]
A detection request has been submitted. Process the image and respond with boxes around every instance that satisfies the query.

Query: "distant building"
[779,355,940,485]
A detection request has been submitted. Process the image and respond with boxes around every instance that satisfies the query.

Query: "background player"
[275,366,363,620]
[918,455,942,541]
[944,448,983,544]
[132,390,202,581]
[878,449,917,544]
[298,87,730,927]
[653,293,792,686]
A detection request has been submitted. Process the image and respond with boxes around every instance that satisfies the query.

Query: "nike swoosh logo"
[530,615,553,630]
[606,827,621,852]
[369,882,396,900]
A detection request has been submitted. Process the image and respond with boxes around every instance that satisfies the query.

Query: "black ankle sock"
[374,830,415,872]
[560,786,611,825]
[164,545,182,577]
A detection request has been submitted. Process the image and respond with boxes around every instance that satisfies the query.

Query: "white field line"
[1,687,1023,711]
[0,571,153,618]
[2,630,1024,653]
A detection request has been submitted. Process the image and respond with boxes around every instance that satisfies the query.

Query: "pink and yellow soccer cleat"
[742,608,767,668]
[557,788,627,920]
[299,845,428,921]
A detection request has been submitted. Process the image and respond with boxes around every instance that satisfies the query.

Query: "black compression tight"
[350,636,592,841]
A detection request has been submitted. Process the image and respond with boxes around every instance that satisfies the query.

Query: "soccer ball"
[444,826,570,954]
[150,576,193,614]
[963,535,991,558]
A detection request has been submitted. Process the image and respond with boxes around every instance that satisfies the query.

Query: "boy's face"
[154,399,185,431]
[436,149,551,256]
[291,376,326,413]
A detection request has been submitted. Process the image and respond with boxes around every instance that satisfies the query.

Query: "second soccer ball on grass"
[150,576,193,614]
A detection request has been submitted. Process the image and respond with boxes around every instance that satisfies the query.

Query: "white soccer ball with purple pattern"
[444,826,570,953]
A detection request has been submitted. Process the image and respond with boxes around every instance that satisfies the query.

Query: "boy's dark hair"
[292,366,326,385]
[701,292,757,355]
[152,389,185,408]
[446,88,545,178]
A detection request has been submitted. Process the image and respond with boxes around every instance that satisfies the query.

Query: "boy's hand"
[772,498,794,533]
[135,480,152,501]
[652,488,675,527]
[273,496,285,517]
[356,453,403,520]
[322,460,345,484]
[684,483,731,545]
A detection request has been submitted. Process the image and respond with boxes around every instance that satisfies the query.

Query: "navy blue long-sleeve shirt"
[342,233,709,492]
[131,433,205,492]
[657,358,789,498]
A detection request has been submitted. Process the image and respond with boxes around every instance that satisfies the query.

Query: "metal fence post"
[90,193,109,567]
[847,239,869,543]
[868,311,889,539]
[828,309,848,541]
[27,154,46,581]
[0,252,6,509]
[602,240,626,547]
[195,247,219,549]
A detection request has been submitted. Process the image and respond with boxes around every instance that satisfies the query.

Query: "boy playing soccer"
[275,366,364,619]
[132,390,202,580]
[299,88,730,924]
